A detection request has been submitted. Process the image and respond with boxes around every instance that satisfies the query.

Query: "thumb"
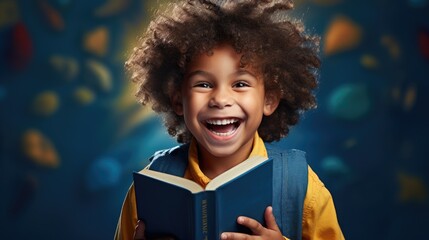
[133,220,146,240]
[265,206,281,232]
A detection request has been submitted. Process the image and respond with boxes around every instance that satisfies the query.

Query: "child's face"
[173,44,278,161]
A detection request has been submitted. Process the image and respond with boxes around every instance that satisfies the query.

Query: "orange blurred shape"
[32,91,59,116]
[38,0,64,31]
[324,16,362,56]
[22,129,60,168]
[84,27,109,56]
[397,172,428,203]
[381,35,401,59]
[403,85,417,111]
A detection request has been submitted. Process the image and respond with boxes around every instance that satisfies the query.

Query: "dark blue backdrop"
[1,0,428,239]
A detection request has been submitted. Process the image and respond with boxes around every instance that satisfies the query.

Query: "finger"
[237,216,264,235]
[133,220,146,240]
[220,232,253,240]
[264,206,280,232]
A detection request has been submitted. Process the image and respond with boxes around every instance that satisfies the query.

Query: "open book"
[133,155,273,240]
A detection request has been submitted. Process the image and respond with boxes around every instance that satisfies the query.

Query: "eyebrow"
[185,69,257,79]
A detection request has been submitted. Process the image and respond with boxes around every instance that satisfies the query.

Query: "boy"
[115,0,344,239]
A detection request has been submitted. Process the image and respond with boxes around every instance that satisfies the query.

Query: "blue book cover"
[133,155,273,240]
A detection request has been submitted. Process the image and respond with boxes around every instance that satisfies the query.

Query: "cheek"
[241,92,265,111]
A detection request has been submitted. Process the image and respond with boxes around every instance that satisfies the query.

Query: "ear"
[263,91,280,116]
[171,91,184,116]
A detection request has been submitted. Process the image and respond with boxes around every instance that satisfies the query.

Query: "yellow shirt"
[114,134,344,239]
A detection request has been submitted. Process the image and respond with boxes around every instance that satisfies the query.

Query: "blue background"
[1,0,428,239]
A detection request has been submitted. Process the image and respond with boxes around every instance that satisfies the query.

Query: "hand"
[133,220,175,240]
[220,206,286,240]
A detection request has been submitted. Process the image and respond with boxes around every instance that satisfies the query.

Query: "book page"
[138,169,204,193]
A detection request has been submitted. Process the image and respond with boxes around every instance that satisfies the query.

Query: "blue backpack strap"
[266,145,308,240]
[147,144,190,176]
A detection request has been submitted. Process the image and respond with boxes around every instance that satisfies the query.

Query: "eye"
[193,82,212,88]
[233,81,250,88]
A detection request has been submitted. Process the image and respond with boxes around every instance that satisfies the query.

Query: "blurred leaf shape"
[38,0,65,31]
[418,28,429,60]
[85,157,122,191]
[323,15,362,56]
[83,26,109,57]
[74,87,95,105]
[0,0,20,28]
[403,84,417,111]
[94,0,130,17]
[6,22,33,70]
[381,35,401,60]
[321,155,350,177]
[328,84,371,120]
[86,59,113,92]
[22,129,60,168]
[397,172,428,203]
[32,91,59,116]
[360,54,379,69]
[50,55,79,80]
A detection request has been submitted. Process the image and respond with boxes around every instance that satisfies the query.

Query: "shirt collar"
[187,132,268,188]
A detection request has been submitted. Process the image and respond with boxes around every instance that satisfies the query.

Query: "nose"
[208,87,233,109]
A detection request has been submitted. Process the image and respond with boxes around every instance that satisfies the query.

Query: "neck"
[197,140,253,179]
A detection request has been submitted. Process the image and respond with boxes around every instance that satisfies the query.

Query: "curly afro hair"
[126,0,320,143]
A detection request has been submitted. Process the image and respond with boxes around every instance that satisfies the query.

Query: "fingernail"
[221,233,227,239]
[237,216,244,223]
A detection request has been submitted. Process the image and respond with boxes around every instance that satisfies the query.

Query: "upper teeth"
[206,118,238,125]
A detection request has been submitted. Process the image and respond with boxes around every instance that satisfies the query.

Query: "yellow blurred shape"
[403,85,417,111]
[324,16,362,56]
[84,27,109,57]
[344,138,357,149]
[74,87,95,105]
[114,81,139,110]
[312,0,341,5]
[50,55,79,80]
[33,91,59,116]
[381,35,401,59]
[22,129,60,168]
[86,59,112,92]
[360,54,379,69]
[397,172,428,203]
[0,0,20,28]
[112,81,154,137]
[119,106,154,137]
[95,0,130,17]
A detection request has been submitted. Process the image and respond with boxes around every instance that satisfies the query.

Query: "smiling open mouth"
[205,118,241,136]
